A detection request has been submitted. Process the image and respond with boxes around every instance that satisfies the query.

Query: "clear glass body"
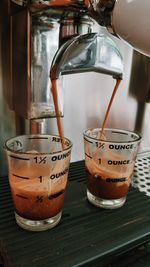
[84,128,141,209]
[4,134,72,231]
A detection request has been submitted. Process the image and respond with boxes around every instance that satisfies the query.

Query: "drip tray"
[132,152,150,197]
[0,155,150,267]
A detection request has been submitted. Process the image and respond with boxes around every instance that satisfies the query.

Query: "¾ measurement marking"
[13,174,30,180]
[16,194,28,199]
[9,155,30,161]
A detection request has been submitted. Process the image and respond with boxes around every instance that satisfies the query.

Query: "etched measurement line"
[28,137,48,140]
[84,137,93,144]
[13,174,30,180]
[16,194,28,199]
[48,189,65,200]
[85,153,92,159]
[9,155,29,161]
[112,130,128,135]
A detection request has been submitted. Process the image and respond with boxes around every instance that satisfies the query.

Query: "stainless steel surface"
[132,151,150,197]
[9,1,95,120]
[85,0,115,33]
[50,32,123,80]
[10,8,60,120]
[29,119,47,133]
[11,0,150,58]
[30,14,93,119]
[30,0,87,11]
[31,17,60,119]
[129,51,150,103]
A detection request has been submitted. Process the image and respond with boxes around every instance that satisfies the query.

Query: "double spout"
[50,32,123,81]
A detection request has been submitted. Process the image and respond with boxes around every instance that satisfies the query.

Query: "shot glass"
[4,134,72,231]
[83,128,141,209]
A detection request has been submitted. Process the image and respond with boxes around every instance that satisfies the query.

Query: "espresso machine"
[0,1,150,266]
[1,0,150,177]
[3,0,124,127]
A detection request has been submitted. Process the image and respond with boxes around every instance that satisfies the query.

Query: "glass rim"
[4,134,73,156]
[83,127,141,144]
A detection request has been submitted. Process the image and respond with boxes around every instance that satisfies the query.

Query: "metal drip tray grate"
[0,157,149,267]
[132,152,150,197]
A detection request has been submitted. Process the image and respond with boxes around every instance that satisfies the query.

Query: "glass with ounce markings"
[83,128,141,209]
[4,135,72,231]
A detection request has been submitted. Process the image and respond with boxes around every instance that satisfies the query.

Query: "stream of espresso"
[51,79,65,149]
[100,79,121,138]
[51,77,121,150]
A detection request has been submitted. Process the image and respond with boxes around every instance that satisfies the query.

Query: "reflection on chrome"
[50,32,123,80]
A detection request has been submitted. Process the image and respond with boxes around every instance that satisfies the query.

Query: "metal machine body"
[7,1,91,121]
[8,0,123,123]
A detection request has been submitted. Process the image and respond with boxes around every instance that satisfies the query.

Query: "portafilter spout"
[50,32,123,81]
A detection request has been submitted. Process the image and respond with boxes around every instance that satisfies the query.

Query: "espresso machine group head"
[5,0,150,134]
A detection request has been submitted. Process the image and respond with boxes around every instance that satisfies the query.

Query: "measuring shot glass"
[83,128,141,209]
[4,134,72,231]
